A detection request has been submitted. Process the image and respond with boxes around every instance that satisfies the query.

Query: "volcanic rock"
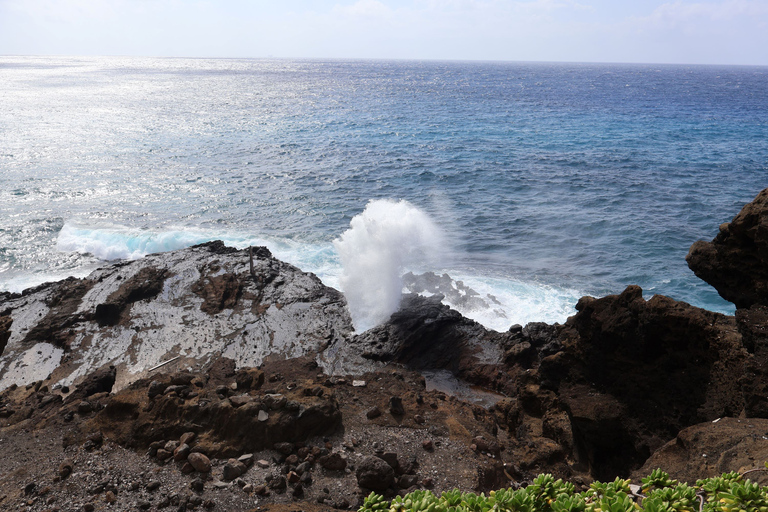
[0,242,352,391]
[356,456,395,492]
[687,188,768,308]
[634,417,768,483]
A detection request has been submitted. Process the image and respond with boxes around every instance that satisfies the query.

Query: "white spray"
[334,199,444,332]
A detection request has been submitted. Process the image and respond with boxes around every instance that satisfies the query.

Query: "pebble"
[257,409,269,422]
[59,460,74,479]
[366,407,382,419]
[422,440,434,451]
[352,380,367,387]
[256,459,270,469]
[146,480,161,491]
[190,478,205,492]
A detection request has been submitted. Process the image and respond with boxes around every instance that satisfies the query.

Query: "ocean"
[1,56,766,332]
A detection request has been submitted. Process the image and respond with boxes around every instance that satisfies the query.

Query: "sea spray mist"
[334,199,445,332]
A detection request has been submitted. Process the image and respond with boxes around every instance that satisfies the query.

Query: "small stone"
[173,443,191,461]
[181,462,195,474]
[59,460,74,479]
[268,475,287,490]
[300,471,313,485]
[366,407,382,419]
[237,453,254,467]
[235,478,247,488]
[422,477,434,488]
[254,485,268,496]
[137,500,151,510]
[292,483,304,498]
[287,471,300,483]
[191,478,205,493]
[319,452,347,471]
[286,454,299,465]
[222,459,247,481]
[83,504,95,512]
[243,484,253,493]
[164,440,180,452]
[256,459,270,469]
[188,452,212,473]
[229,395,252,408]
[389,396,405,416]
[146,480,161,491]
[78,401,93,414]
[156,449,172,461]
[414,414,425,424]
[148,380,165,399]
[257,410,269,422]
[104,491,116,504]
[24,482,36,495]
[212,480,230,489]
[422,440,433,451]
[352,380,366,387]
[180,431,197,445]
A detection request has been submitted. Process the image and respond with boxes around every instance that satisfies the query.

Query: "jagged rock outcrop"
[687,188,768,309]
[351,294,507,380]
[0,241,353,392]
[536,286,746,479]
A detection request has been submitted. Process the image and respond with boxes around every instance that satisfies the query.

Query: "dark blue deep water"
[1,57,766,329]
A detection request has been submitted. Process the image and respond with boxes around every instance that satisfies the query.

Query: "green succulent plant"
[358,468,768,512]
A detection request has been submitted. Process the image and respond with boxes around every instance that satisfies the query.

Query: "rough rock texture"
[634,417,768,483]
[0,241,353,391]
[535,285,746,480]
[687,188,768,309]
[88,359,343,458]
[349,294,510,390]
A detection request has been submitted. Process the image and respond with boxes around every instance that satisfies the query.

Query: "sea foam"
[334,199,445,332]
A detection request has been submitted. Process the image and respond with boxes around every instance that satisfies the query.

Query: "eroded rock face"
[633,417,768,483]
[687,188,768,309]
[540,285,746,479]
[0,241,353,392]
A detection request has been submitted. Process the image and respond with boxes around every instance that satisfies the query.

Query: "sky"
[0,0,766,65]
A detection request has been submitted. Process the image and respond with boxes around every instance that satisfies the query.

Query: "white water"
[0,213,583,332]
[334,199,445,332]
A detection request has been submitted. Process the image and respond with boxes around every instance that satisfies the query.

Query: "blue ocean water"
[1,56,766,330]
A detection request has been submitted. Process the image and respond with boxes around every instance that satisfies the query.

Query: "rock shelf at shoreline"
[2,189,768,511]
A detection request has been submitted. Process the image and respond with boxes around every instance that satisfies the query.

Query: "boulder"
[687,188,768,308]
[356,456,395,492]
[187,452,211,473]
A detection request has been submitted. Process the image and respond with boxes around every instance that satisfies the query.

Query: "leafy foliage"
[358,469,768,512]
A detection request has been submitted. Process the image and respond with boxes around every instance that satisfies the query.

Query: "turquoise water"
[1,56,766,330]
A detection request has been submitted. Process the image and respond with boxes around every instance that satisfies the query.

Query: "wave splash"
[334,199,445,332]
